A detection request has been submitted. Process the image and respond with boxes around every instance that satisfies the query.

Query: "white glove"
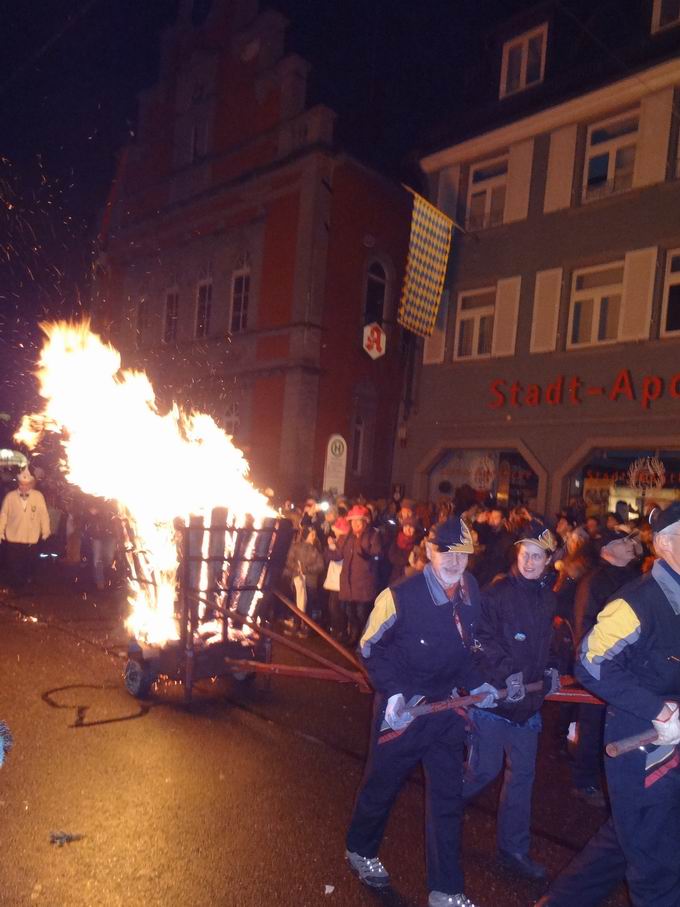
[504,671,525,703]
[470,683,499,709]
[652,702,680,745]
[384,693,414,731]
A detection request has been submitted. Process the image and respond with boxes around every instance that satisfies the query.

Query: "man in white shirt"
[0,467,50,590]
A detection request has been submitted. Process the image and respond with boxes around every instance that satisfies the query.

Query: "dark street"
[1,566,627,907]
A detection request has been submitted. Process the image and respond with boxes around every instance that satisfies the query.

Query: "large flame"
[18,320,274,644]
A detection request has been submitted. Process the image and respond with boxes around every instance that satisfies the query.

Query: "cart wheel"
[124,658,154,698]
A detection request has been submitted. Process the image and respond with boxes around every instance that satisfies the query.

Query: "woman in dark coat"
[328,504,383,646]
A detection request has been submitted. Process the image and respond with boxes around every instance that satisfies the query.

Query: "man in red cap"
[345,516,497,907]
[536,501,680,907]
[327,504,383,646]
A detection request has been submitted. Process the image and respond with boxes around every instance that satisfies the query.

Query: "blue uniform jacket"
[359,566,484,702]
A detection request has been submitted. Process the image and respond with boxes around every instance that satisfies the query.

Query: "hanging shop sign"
[488,368,680,411]
[362,322,387,360]
[322,433,347,495]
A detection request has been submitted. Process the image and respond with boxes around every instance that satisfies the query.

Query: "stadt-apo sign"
[363,322,386,359]
[488,368,680,411]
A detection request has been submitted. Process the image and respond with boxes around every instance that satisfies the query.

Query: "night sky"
[0,0,534,427]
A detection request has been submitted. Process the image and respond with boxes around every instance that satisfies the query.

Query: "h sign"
[363,322,387,359]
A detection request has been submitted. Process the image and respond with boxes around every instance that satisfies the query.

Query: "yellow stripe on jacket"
[579,596,641,680]
[360,588,397,658]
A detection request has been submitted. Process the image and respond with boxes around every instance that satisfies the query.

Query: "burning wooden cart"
[123,512,369,703]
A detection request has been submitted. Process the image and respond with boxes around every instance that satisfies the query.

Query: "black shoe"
[571,785,606,808]
[498,850,547,880]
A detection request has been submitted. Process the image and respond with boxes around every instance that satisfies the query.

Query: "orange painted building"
[93,0,411,499]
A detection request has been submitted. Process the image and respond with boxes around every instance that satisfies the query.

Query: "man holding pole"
[345,516,498,907]
[536,502,680,907]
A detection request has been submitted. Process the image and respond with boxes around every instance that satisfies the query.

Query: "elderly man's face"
[426,544,468,588]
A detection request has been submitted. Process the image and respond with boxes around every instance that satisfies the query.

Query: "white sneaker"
[345,850,390,888]
[429,893,479,907]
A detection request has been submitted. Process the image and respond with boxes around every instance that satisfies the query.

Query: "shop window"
[568,262,624,347]
[230,256,250,333]
[466,156,508,230]
[364,261,387,325]
[224,401,240,437]
[661,249,680,335]
[195,280,212,338]
[582,112,638,202]
[652,0,680,32]
[499,24,547,99]
[163,290,179,343]
[454,287,495,360]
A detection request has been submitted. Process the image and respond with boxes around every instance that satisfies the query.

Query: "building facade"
[393,0,680,519]
[93,0,410,500]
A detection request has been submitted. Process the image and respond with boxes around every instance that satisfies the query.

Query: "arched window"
[230,253,251,333]
[195,279,212,338]
[364,261,387,326]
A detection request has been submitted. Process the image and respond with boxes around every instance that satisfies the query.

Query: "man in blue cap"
[463,519,560,881]
[536,501,680,907]
[345,516,498,907]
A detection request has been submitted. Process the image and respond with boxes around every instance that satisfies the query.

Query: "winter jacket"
[285,540,325,590]
[573,560,640,643]
[475,566,558,724]
[330,528,383,602]
[359,567,484,700]
[577,559,680,792]
[387,533,415,585]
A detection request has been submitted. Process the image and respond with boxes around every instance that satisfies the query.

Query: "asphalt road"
[0,567,629,907]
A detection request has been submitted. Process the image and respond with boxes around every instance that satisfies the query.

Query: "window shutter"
[633,88,673,188]
[620,247,657,341]
[543,125,577,213]
[492,276,521,357]
[436,165,461,221]
[423,290,449,364]
[503,139,534,223]
[530,268,562,352]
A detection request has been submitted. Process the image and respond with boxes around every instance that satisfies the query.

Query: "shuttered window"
[504,139,534,223]
[544,126,577,213]
[491,276,521,357]
[620,247,657,341]
[633,88,673,188]
[530,269,562,353]
[423,290,449,364]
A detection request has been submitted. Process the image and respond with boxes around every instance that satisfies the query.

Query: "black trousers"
[571,703,605,790]
[4,541,38,589]
[346,698,467,895]
[544,760,680,906]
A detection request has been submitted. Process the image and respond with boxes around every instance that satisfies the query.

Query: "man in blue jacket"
[536,502,680,907]
[345,516,497,907]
